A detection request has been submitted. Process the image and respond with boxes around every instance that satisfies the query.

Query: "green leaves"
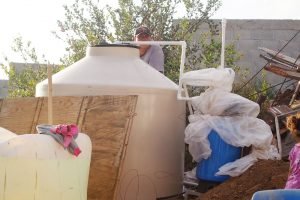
[56,0,222,58]
[1,37,65,98]
[53,0,228,86]
[4,0,250,99]
[1,62,63,98]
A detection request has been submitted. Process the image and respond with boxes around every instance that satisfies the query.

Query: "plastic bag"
[181,68,235,92]
[190,88,260,117]
[185,88,278,177]
[216,145,280,176]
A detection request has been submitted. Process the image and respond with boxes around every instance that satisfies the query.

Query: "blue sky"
[0,0,300,79]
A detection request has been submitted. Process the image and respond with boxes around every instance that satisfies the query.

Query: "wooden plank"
[80,95,137,200]
[36,96,83,128]
[259,47,300,68]
[264,63,300,80]
[260,54,297,69]
[113,96,137,199]
[0,97,38,133]
[76,96,89,130]
[0,99,3,113]
[30,97,44,133]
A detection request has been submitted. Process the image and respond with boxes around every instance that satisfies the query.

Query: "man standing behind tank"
[134,26,164,73]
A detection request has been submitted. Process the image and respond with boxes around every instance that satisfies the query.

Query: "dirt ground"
[197,159,289,200]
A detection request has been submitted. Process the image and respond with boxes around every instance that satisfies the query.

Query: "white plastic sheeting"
[180,68,235,92]
[184,69,279,177]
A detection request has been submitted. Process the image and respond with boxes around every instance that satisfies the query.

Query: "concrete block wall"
[193,19,300,87]
[0,80,8,98]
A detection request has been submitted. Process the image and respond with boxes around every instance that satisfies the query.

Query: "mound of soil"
[199,159,289,200]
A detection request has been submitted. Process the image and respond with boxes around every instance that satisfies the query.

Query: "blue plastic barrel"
[196,130,242,182]
[252,189,300,200]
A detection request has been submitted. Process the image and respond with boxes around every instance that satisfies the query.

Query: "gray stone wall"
[193,19,300,87]
[0,79,8,98]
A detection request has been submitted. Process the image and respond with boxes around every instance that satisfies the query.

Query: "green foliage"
[4,0,253,99]
[233,70,275,113]
[54,0,111,66]
[1,37,64,98]
[55,0,223,81]
[1,63,63,98]
[186,32,242,70]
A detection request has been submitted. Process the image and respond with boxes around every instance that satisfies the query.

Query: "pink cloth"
[50,124,81,156]
[285,144,300,189]
[51,124,78,148]
[37,124,81,157]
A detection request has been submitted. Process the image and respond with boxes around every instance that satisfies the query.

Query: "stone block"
[273,30,300,41]
[250,30,274,40]
[236,39,262,51]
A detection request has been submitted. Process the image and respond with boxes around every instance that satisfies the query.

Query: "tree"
[54,0,247,86]
[54,0,226,78]
[1,36,64,97]
[4,0,247,98]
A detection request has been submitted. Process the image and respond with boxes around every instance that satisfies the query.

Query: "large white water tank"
[36,44,186,200]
